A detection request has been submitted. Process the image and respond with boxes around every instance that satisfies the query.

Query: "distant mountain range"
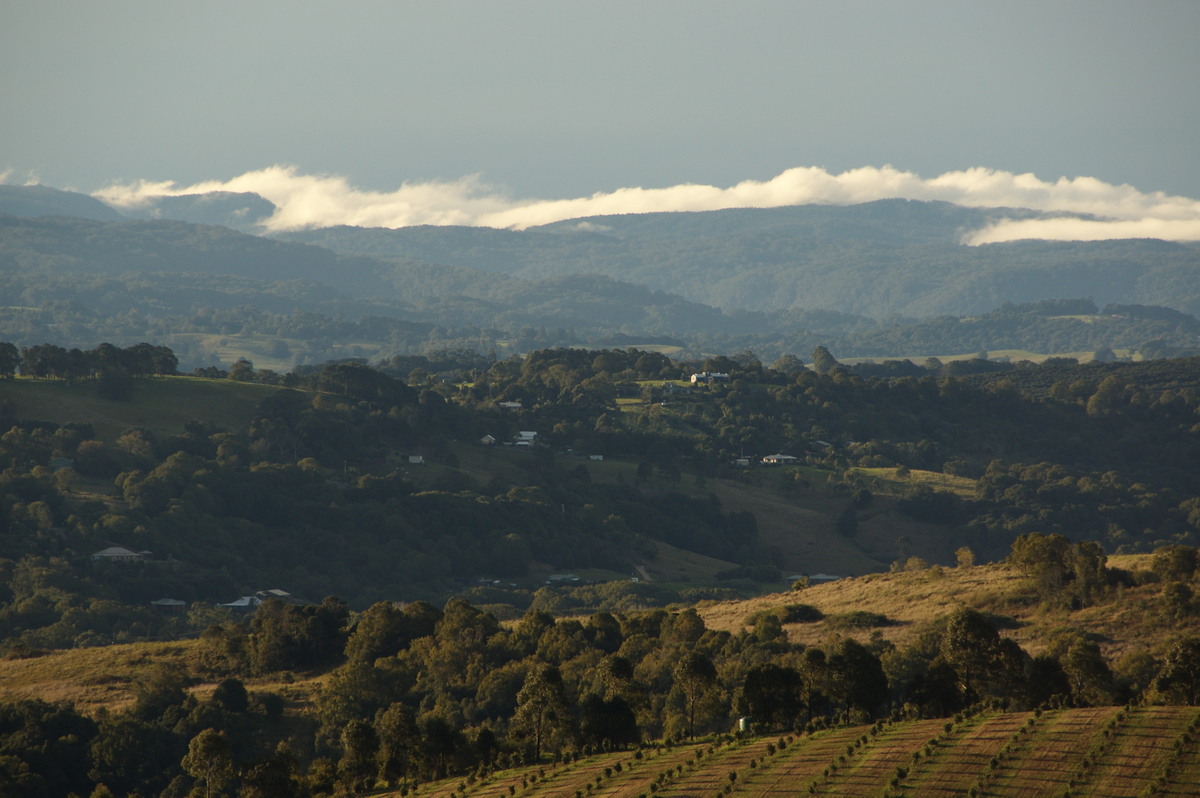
[281,203,1200,319]
[0,184,126,222]
[0,184,275,229]
[1,183,1199,364]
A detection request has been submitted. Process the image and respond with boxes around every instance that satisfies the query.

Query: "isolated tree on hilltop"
[811,346,839,375]
[770,353,805,377]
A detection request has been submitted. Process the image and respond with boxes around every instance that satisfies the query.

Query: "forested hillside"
[2,342,1200,795]
[2,344,1200,642]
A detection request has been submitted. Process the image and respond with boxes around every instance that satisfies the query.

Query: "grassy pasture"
[0,375,279,441]
[0,640,197,714]
[638,539,739,584]
[840,347,1138,365]
[851,465,977,499]
[0,637,329,718]
[167,332,391,372]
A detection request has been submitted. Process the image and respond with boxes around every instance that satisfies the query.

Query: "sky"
[3,1,1200,240]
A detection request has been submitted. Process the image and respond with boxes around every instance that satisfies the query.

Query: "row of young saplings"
[426,734,742,798]
[421,699,1200,798]
[1140,709,1200,798]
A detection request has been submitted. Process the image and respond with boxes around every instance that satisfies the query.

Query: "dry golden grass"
[697,554,1200,660]
[698,561,1024,649]
[0,640,198,713]
[0,638,326,716]
[852,465,978,498]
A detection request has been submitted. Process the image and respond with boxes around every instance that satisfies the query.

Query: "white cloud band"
[90,164,1200,244]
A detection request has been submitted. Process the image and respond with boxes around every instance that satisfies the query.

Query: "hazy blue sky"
[3,0,1199,227]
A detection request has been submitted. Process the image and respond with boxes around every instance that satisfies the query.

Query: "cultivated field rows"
[406,707,1200,798]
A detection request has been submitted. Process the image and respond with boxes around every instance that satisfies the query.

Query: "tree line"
[1,341,178,381]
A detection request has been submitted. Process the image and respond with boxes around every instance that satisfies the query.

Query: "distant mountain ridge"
[4,182,1198,320]
[279,201,1200,319]
[0,184,276,231]
[0,184,125,222]
[1,184,1199,362]
[119,190,277,229]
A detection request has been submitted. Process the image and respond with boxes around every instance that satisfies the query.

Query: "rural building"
[761,453,798,465]
[150,598,186,614]
[255,588,307,604]
[220,588,308,612]
[91,546,149,562]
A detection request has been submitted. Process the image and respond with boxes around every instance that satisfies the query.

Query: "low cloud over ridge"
[90,165,1200,244]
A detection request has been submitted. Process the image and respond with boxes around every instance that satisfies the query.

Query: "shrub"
[778,603,825,623]
[826,610,892,629]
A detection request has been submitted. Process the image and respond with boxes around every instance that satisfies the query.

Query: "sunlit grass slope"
[697,554,1200,661]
